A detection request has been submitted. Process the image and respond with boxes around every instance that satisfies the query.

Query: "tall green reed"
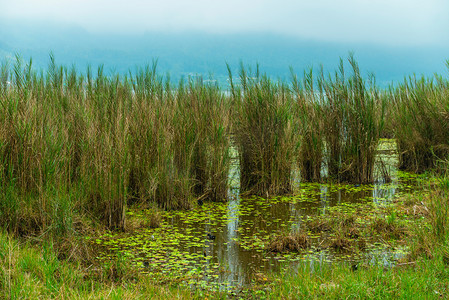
[0,55,76,235]
[128,68,231,209]
[0,56,233,233]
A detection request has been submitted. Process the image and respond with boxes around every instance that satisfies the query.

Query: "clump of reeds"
[127,68,232,210]
[291,68,323,182]
[307,213,358,239]
[80,67,132,229]
[126,65,193,210]
[391,72,449,173]
[0,55,80,235]
[319,55,385,183]
[0,55,233,239]
[369,216,406,240]
[229,64,297,196]
[174,78,232,203]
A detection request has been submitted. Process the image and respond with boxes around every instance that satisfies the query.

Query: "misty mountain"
[0,20,447,87]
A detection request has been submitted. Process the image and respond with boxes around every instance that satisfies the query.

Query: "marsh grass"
[0,55,233,238]
[229,64,297,196]
[292,68,323,182]
[320,55,385,183]
[3,54,449,299]
[392,73,449,173]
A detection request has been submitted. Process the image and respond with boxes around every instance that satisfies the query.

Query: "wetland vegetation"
[1,54,449,299]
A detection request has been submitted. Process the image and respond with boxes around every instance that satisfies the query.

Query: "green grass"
[0,230,212,299]
[260,258,449,299]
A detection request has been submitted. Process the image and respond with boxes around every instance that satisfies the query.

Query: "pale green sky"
[1,0,448,46]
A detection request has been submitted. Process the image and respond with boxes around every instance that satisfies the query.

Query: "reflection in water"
[222,197,242,287]
[319,185,329,214]
[373,184,397,205]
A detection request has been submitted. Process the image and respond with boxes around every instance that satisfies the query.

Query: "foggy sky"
[1,0,449,46]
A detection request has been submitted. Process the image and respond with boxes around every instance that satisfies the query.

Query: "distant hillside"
[0,20,448,87]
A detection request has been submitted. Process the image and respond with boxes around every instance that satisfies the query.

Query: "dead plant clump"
[267,231,310,253]
[307,213,358,235]
[125,210,161,232]
[307,218,332,233]
[345,227,360,239]
[339,215,356,228]
[398,194,430,218]
[148,210,161,228]
[54,235,97,265]
[370,217,407,239]
[356,238,367,251]
[330,234,353,251]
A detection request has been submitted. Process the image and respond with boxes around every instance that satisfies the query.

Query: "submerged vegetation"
[1,53,449,298]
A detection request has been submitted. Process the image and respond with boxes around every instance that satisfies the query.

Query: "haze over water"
[1,0,448,86]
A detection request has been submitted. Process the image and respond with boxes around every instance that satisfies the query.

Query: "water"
[94,140,420,291]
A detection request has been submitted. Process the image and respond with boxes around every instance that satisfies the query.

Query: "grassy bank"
[0,230,211,299]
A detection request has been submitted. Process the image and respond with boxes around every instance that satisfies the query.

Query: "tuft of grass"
[369,215,407,240]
